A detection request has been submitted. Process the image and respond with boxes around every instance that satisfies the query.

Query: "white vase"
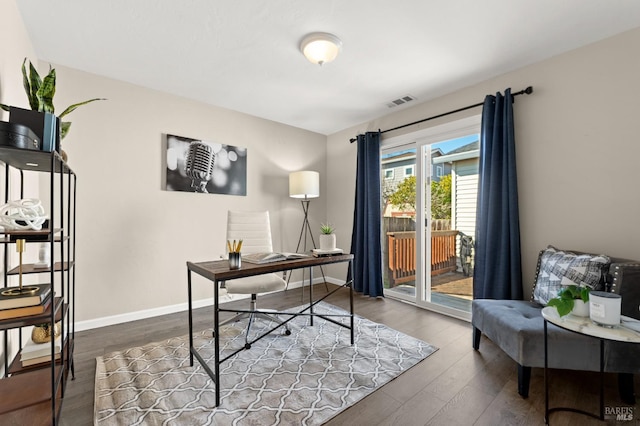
[34,243,51,269]
[571,299,589,317]
[319,234,336,251]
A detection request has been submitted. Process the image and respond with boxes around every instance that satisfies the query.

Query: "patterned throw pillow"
[532,246,611,305]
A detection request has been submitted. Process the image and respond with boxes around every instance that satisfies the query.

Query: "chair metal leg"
[216,294,291,345]
[244,312,255,347]
[219,312,249,327]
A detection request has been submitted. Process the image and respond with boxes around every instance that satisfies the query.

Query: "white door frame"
[382,115,481,321]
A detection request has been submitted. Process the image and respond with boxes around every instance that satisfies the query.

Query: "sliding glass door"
[381,116,480,320]
[381,145,417,299]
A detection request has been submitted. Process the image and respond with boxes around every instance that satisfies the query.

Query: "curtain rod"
[349,86,533,143]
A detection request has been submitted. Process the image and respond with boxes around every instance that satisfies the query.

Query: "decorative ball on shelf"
[31,322,61,344]
[0,198,47,230]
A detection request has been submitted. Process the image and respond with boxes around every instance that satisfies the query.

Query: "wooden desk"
[186,253,354,406]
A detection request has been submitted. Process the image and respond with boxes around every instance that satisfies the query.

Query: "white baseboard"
[76,275,346,332]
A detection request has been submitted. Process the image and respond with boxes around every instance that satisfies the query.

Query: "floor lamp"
[288,171,327,291]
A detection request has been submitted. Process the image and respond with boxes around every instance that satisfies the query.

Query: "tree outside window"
[387,174,451,219]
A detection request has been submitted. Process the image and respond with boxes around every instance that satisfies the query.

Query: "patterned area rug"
[94,302,437,425]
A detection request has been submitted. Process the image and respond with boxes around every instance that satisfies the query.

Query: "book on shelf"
[21,352,61,367]
[242,252,309,264]
[21,335,62,361]
[0,283,51,310]
[0,293,52,320]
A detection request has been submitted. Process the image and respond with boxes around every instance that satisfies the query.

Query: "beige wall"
[51,66,326,323]
[0,0,36,118]
[1,1,49,258]
[0,0,41,369]
[326,27,640,299]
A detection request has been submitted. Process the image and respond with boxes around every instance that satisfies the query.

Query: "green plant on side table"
[547,285,591,317]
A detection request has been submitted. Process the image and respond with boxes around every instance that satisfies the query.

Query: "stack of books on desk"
[312,248,344,257]
[21,335,62,367]
[0,284,52,320]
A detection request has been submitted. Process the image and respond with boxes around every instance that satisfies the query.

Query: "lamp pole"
[294,198,316,254]
[287,197,328,292]
[287,170,328,293]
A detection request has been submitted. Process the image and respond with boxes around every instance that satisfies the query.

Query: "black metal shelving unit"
[0,146,76,425]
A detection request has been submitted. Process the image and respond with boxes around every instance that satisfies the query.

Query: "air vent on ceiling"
[386,94,416,108]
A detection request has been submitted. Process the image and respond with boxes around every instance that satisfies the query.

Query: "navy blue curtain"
[347,131,384,297]
[473,89,523,300]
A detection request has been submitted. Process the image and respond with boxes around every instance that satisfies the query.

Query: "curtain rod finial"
[524,86,533,94]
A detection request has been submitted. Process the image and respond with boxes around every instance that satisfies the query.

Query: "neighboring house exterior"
[382,150,416,217]
[381,142,477,227]
[433,141,479,240]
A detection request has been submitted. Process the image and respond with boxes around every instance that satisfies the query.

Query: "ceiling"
[15,1,640,135]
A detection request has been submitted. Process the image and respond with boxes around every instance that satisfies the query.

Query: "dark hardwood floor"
[60,284,638,425]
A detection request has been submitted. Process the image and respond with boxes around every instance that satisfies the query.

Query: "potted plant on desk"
[547,285,591,317]
[319,223,336,251]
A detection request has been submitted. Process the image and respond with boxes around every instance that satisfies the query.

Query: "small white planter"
[319,234,336,251]
[571,299,590,317]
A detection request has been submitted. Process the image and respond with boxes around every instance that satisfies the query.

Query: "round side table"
[541,306,640,424]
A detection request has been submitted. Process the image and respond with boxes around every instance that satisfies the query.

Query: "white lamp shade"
[300,33,342,65]
[289,171,319,199]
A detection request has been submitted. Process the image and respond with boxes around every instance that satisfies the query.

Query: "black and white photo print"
[164,134,247,195]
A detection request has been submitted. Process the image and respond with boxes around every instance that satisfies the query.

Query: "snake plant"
[0,58,105,139]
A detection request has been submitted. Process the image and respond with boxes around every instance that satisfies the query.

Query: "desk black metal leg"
[600,339,604,420]
[214,279,220,407]
[544,320,549,424]
[309,266,314,327]
[349,259,354,345]
[188,270,194,367]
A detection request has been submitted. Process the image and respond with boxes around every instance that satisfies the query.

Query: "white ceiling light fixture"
[300,32,342,66]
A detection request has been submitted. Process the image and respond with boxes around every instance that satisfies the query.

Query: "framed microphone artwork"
[163,134,247,196]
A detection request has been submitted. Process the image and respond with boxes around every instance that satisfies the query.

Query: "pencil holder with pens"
[228,240,242,270]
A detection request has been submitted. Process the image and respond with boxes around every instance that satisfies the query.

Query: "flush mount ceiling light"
[300,32,342,66]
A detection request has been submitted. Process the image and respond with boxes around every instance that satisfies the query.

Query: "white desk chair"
[220,210,290,347]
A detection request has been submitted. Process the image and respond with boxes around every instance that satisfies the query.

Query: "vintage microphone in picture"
[185,141,216,193]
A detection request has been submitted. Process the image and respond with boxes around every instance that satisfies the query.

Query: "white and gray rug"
[94,302,437,425]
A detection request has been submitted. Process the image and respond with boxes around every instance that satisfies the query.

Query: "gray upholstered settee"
[472,248,640,403]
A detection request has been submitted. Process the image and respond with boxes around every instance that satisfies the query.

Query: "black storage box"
[9,106,58,153]
[0,121,41,151]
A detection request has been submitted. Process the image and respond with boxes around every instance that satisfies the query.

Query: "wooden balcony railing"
[387,230,458,287]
